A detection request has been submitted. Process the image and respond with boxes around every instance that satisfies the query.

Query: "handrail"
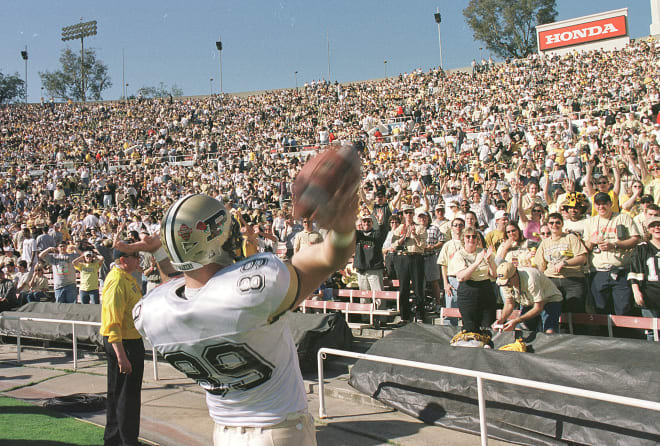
[317,347,660,446]
[0,315,160,380]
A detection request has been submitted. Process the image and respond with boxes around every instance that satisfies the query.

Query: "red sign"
[538,15,627,51]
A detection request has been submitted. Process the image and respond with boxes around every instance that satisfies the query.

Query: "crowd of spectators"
[1,38,660,338]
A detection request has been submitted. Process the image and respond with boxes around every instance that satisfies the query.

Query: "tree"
[39,48,111,101]
[463,0,557,60]
[0,72,25,104]
[136,82,184,99]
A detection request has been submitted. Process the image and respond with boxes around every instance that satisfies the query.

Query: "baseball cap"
[401,204,414,212]
[435,204,445,210]
[496,262,517,286]
[494,210,508,221]
[83,251,94,257]
[593,192,612,204]
[647,216,660,228]
[416,210,429,218]
[112,245,138,260]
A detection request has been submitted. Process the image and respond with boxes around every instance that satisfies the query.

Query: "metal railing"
[317,347,660,446]
[0,315,160,380]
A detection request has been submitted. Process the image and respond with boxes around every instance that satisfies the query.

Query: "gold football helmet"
[161,194,233,271]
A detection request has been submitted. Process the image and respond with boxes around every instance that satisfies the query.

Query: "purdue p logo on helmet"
[161,194,232,271]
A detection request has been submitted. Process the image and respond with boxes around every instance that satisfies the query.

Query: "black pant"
[457,280,496,333]
[394,254,425,320]
[103,337,144,446]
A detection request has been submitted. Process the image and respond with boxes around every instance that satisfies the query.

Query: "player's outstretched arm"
[116,233,180,282]
[291,192,358,306]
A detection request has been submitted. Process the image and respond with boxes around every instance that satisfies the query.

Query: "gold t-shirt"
[448,248,491,281]
[535,233,587,278]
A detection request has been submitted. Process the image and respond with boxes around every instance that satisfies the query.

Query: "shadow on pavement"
[317,419,425,445]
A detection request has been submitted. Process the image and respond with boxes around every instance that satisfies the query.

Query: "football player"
[628,216,660,341]
[123,189,358,445]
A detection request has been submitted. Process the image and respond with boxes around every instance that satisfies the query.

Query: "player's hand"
[444,282,454,296]
[317,188,359,235]
[139,233,163,253]
[633,289,645,307]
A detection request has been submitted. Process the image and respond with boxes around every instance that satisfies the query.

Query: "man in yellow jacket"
[100,246,143,446]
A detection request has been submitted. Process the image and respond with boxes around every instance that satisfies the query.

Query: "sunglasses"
[404,211,414,214]
[532,209,543,213]
[597,181,608,185]
[506,229,518,234]
[452,223,465,228]
[464,235,478,240]
[548,221,562,226]
[540,232,551,236]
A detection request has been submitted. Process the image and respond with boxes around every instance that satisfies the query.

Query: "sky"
[0,1,653,102]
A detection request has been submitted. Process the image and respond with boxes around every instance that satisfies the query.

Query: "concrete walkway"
[0,343,509,446]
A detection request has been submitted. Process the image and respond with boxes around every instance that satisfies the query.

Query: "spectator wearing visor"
[583,192,641,316]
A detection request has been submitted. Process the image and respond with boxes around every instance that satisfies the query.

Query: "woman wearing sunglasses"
[534,213,588,314]
[448,226,497,335]
[496,223,533,267]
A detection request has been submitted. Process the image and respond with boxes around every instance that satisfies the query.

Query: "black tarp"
[348,324,660,446]
[283,311,353,372]
[0,304,352,371]
[0,302,104,346]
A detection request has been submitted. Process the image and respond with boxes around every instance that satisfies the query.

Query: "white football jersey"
[133,253,307,427]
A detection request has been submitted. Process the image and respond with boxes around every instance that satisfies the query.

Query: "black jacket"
[353,221,387,272]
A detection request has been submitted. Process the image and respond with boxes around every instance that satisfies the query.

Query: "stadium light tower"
[384,60,387,79]
[61,19,97,102]
[20,47,28,103]
[434,8,443,70]
[215,38,223,94]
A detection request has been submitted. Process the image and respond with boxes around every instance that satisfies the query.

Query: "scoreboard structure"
[536,8,630,56]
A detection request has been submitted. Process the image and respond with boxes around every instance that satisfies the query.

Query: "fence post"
[72,322,78,370]
[16,318,22,363]
[607,315,613,338]
[318,350,327,419]
[153,347,159,381]
[477,376,488,446]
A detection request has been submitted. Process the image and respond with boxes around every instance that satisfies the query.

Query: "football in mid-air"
[293,143,361,224]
